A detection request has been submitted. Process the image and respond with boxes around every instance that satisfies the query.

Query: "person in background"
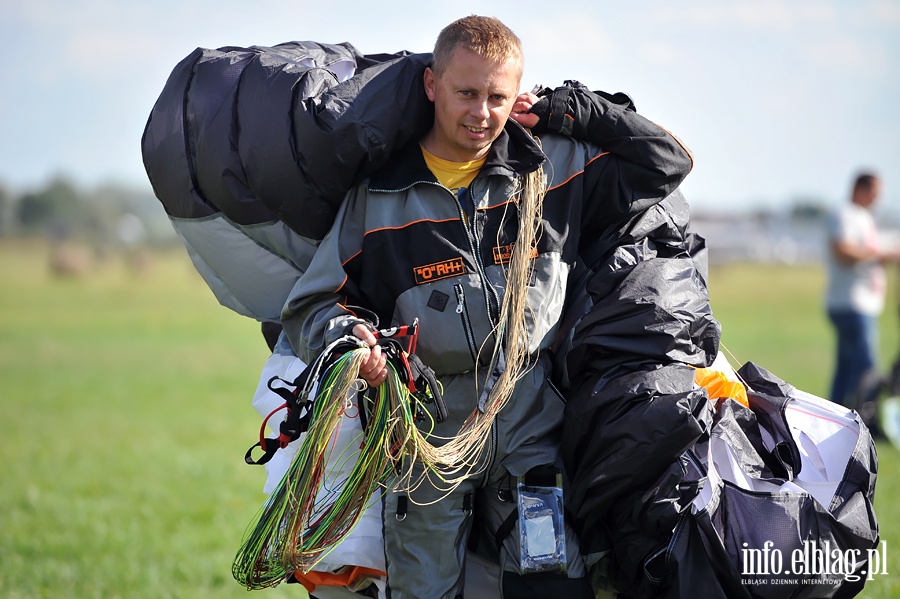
[825,171,898,406]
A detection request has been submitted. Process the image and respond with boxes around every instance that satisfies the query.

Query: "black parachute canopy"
[142,41,434,240]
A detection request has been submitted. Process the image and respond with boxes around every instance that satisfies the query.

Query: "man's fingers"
[349,326,388,385]
[358,344,388,386]
[361,346,378,373]
[514,97,534,112]
[511,91,541,129]
[361,359,389,387]
[510,111,540,129]
[369,344,383,368]
[364,367,389,388]
[352,323,376,346]
[515,91,539,105]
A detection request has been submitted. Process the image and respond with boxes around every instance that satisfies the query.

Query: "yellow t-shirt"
[421,146,485,193]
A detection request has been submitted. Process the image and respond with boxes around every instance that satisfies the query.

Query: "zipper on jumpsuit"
[452,179,502,481]
[454,283,479,365]
[372,179,504,480]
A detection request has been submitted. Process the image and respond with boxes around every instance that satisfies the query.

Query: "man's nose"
[470,99,490,121]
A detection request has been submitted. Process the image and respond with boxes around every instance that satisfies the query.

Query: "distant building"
[692,207,900,265]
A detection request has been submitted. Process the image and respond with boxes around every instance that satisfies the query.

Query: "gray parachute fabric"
[141,42,433,321]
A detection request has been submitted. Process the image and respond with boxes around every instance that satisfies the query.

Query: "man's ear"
[423,67,436,102]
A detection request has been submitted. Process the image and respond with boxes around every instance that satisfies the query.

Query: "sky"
[1,0,898,212]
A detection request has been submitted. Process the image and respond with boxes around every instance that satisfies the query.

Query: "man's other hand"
[510,91,540,129]
[352,323,389,387]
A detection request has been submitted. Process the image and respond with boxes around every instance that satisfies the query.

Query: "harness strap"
[243,320,444,466]
[244,370,314,465]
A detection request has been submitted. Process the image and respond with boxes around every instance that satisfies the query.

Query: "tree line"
[0,178,174,246]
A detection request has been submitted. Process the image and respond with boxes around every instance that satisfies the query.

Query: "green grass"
[708,261,900,398]
[710,262,837,396]
[0,242,897,597]
[0,241,299,599]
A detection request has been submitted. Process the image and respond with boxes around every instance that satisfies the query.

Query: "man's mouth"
[465,126,486,134]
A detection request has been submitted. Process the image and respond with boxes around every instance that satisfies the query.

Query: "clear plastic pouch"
[517,468,567,574]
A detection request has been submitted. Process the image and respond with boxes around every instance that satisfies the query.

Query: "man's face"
[423,46,521,162]
[856,179,882,208]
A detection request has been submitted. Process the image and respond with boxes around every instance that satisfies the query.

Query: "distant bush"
[0,177,175,246]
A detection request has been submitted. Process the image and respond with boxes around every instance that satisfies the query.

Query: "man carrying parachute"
[142,14,878,599]
[277,14,695,598]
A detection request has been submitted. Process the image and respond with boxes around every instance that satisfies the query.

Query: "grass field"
[1,240,898,597]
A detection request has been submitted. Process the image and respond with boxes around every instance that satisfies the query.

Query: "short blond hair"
[432,15,523,80]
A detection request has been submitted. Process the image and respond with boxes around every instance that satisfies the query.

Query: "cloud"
[65,29,161,80]
[802,35,889,72]
[652,0,839,30]
[636,42,683,67]
[871,0,900,24]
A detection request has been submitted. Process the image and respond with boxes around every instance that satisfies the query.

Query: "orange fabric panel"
[292,565,386,593]
[694,367,749,408]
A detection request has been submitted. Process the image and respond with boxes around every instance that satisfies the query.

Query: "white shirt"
[825,202,885,315]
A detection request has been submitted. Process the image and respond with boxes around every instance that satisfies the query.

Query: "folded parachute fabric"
[553,188,875,597]
[141,42,433,321]
[558,189,720,543]
[568,357,877,598]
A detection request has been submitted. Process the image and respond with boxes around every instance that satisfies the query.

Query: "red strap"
[372,319,420,354]
[259,403,287,447]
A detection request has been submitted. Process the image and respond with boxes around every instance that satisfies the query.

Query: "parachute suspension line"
[233,342,447,588]
[233,344,372,589]
[716,342,753,391]
[487,160,546,410]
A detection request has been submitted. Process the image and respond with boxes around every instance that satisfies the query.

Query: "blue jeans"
[828,308,878,406]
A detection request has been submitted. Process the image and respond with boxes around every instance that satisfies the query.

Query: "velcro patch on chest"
[413,257,467,284]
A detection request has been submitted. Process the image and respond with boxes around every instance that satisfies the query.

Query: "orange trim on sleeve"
[332,273,349,294]
[546,112,576,123]
[335,303,358,318]
[585,150,610,167]
[659,125,694,174]
[341,250,362,270]
[546,151,611,192]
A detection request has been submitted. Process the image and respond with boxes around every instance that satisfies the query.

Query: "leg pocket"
[383,480,476,599]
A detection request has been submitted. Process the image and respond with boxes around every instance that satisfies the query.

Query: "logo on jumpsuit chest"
[413,257,467,284]
[492,243,539,265]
